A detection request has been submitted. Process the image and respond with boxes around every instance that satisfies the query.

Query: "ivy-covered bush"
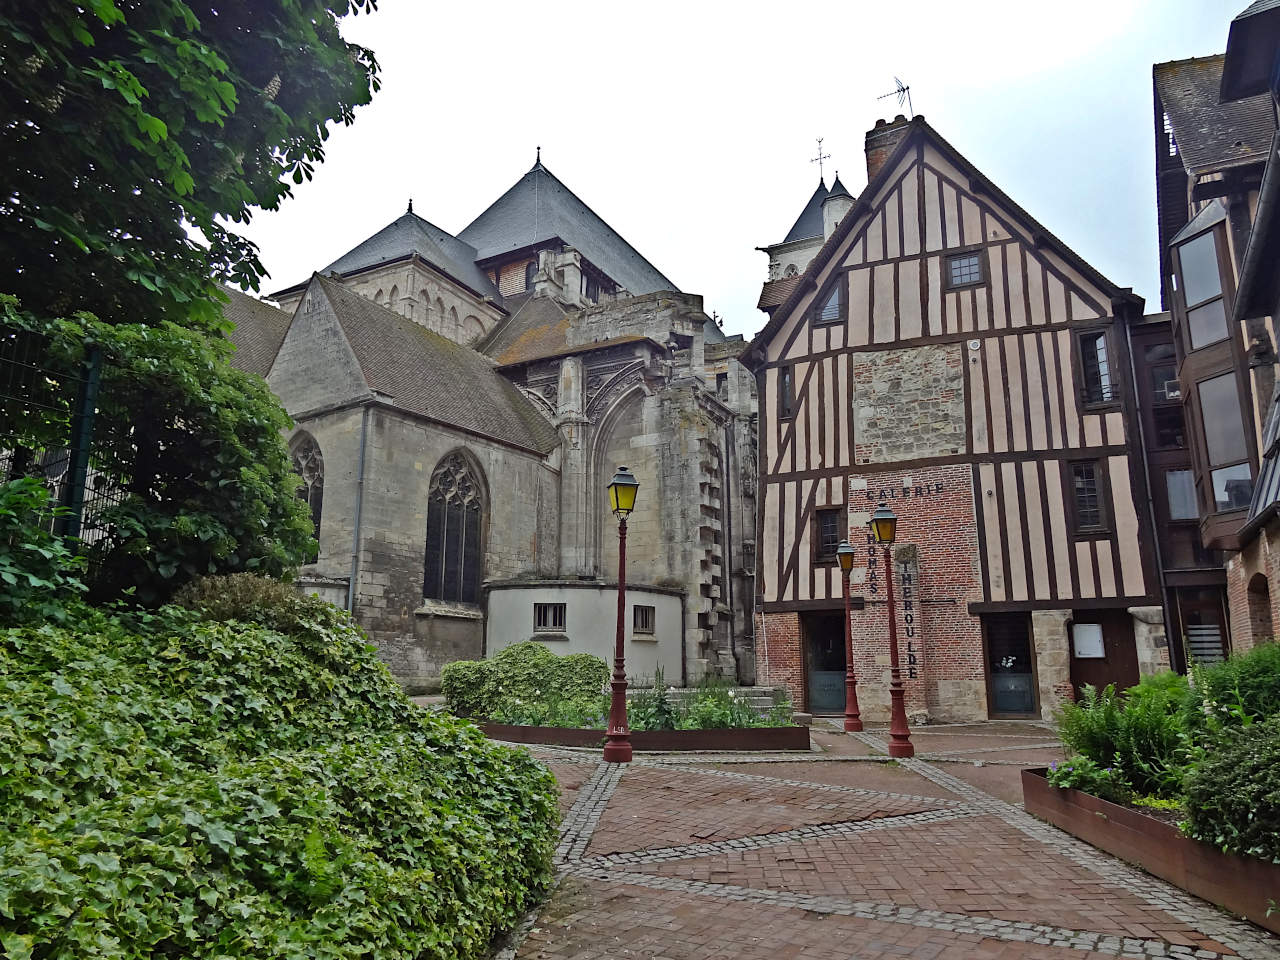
[0,595,558,959]
[441,642,609,720]
[0,478,85,624]
[1182,717,1280,863]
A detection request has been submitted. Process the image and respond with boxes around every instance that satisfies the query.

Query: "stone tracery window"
[291,432,324,538]
[423,452,485,604]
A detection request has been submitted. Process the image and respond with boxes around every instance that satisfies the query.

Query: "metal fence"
[0,328,124,546]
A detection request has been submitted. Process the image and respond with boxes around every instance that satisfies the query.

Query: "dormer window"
[946,251,984,289]
[1176,230,1228,350]
[811,278,844,326]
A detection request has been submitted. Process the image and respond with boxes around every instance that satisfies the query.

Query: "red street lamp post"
[603,466,640,764]
[870,503,914,758]
[836,540,862,732]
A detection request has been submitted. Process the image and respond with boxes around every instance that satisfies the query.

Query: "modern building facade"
[746,116,1166,722]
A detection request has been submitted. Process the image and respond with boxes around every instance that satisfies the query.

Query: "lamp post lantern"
[836,540,862,732]
[869,503,914,758]
[603,466,639,763]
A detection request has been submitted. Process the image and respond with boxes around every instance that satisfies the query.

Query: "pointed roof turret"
[827,173,852,201]
[782,179,829,243]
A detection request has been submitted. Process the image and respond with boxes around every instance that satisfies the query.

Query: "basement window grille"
[633,604,655,635]
[534,602,566,632]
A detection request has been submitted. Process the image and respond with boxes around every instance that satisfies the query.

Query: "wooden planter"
[1022,768,1280,934]
[479,722,810,752]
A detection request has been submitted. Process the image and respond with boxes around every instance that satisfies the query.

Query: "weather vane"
[811,137,831,181]
[877,77,914,118]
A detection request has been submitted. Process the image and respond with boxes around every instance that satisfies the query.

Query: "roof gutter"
[1232,133,1280,323]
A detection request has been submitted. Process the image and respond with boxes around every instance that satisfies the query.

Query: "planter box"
[1022,768,1280,934]
[479,722,810,752]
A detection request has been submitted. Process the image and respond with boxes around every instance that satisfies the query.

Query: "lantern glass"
[608,466,640,518]
[869,503,897,546]
[835,540,855,572]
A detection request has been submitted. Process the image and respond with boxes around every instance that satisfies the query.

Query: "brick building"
[226,158,757,689]
[745,116,1166,722]
[1152,5,1280,658]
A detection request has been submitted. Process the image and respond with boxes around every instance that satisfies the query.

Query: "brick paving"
[501,722,1280,960]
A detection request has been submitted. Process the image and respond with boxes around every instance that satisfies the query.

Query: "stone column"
[556,356,591,576]
[1031,609,1073,720]
[1129,605,1170,676]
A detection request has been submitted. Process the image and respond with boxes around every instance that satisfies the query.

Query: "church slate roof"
[1154,55,1276,175]
[221,286,292,377]
[782,180,829,243]
[479,293,573,366]
[458,161,678,296]
[313,275,558,453]
[317,209,502,301]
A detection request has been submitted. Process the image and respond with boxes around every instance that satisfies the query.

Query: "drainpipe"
[1123,313,1183,673]
[347,406,370,613]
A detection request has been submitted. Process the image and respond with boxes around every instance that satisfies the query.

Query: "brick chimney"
[865,114,913,183]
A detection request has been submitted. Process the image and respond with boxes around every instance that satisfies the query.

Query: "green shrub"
[1182,717,1280,863]
[1057,675,1189,798]
[0,477,85,624]
[677,686,769,730]
[0,602,558,959]
[491,694,609,729]
[1045,755,1131,804]
[1184,641,1280,730]
[441,642,608,720]
[172,573,332,634]
[628,667,678,732]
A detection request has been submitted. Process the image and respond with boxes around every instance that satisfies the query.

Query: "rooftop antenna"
[811,137,831,182]
[877,77,914,118]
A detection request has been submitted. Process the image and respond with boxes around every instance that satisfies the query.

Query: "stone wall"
[851,343,966,465]
[1031,610,1072,720]
[291,406,559,689]
[1130,605,1171,676]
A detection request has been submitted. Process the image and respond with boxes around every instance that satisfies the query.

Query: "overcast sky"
[240,0,1240,338]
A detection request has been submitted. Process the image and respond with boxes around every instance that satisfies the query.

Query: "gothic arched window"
[423,452,485,604]
[291,433,324,538]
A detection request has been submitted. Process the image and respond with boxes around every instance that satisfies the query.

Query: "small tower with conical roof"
[822,173,853,240]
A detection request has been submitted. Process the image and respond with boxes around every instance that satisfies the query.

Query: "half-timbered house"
[745,116,1166,722]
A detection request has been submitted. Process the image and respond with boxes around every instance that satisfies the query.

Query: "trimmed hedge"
[0,593,558,959]
[441,642,608,720]
[1183,717,1280,863]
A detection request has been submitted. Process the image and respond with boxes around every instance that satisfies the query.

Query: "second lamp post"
[603,466,639,763]
[870,502,914,758]
[835,540,862,732]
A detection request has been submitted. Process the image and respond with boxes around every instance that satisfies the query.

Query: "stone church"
[224,158,758,690]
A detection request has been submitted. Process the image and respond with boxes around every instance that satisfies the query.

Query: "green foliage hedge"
[0,478,85,624]
[0,593,558,959]
[1183,717,1280,863]
[1052,642,1280,864]
[441,641,609,720]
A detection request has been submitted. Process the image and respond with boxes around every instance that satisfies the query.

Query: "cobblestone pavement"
[511,724,1280,960]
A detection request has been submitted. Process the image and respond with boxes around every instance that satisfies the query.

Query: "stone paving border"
[554,761,621,864]
[578,805,985,867]
[561,864,1236,960]
[921,741,1063,757]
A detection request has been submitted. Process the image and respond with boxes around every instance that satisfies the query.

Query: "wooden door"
[1069,610,1140,696]
[803,612,846,715]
